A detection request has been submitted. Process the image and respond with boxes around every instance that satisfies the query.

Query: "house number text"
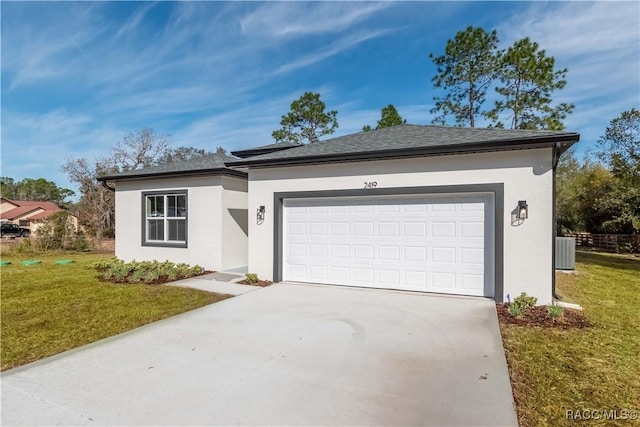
[363,181,378,189]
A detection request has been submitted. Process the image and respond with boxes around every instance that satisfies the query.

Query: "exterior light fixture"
[517,200,528,220]
[257,205,265,222]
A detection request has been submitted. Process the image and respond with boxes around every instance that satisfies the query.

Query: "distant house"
[0,198,78,235]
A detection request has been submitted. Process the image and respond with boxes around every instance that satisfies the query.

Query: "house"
[98,124,579,304]
[0,198,78,235]
[98,153,249,272]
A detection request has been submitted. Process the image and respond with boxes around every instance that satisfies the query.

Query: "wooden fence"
[563,233,639,253]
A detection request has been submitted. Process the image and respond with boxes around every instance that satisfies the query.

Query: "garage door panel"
[432,247,456,263]
[330,223,349,236]
[378,246,400,260]
[309,265,328,281]
[378,222,400,236]
[404,246,427,262]
[288,222,306,235]
[461,221,484,237]
[431,222,456,237]
[405,270,428,287]
[431,272,456,288]
[309,244,327,257]
[404,204,426,212]
[288,243,306,257]
[354,222,374,236]
[354,245,374,259]
[308,223,327,235]
[461,247,484,264]
[283,194,492,297]
[330,266,350,281]
[378,269,400,286]
[353,267,375,283]
[404,222,427,237]
[461,274,484,291]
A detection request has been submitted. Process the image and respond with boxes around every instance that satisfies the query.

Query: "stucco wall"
[221,176,249,270]
[114,175,247,271]
[247,148,555,303]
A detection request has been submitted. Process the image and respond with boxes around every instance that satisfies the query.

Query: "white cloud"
[116,2,159,39]
[498,2,639,57]
[496,1,639,152]
[1,109,124,192]
[240,2,392,38]
[273,29,394,75]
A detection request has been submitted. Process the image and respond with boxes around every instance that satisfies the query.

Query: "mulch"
[237,279,273,287]
[496,303,591,329]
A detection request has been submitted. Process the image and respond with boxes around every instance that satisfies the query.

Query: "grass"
[500,251,640,427]
[0,253,231,371]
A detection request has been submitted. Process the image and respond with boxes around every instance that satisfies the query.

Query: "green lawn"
[1,253,230,371]
[501,251,640,427]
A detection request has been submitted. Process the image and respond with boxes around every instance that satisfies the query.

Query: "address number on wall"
[363,181,378,189]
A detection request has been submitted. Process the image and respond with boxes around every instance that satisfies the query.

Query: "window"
[142,191,187,246]
[18,220,31,227]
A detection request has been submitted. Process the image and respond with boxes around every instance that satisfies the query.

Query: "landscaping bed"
[237,273,273,287]
[237,279,273,287]
[499,251,640,427]
[92,258,210,285]
[496,303,590,329]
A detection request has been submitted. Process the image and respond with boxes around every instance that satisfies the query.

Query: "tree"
[62,128,212,238]
[556,111,640,235]
[34,211,85,251]
[594,109,640,233]
[429,26,499,127]
[0,177,74,206]
[272,92,338,144]
[555,155,623,234]
[597,108,640,182]
[362,104,406,132]
[157,146,220,164]
[62,158,116,239]
[488,37,574,130]
[112,128,171,172]
[555,147,582,234]
[0,177,16,199]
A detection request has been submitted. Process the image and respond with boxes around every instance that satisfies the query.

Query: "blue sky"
[1,1,639,195]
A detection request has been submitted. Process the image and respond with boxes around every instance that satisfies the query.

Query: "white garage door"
[283,194,493,297]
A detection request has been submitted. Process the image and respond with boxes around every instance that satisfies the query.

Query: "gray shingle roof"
[98,153,246,181]
[227,124,579,167]
[99,124,580,181]
[230,141,301,158]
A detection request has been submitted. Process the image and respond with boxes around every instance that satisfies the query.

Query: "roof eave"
[97,167,248,183]
[230,145,300,159]
[228,134,580,168]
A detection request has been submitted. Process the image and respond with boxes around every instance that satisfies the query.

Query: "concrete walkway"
[169,271,261,295]
[1,283,518,426]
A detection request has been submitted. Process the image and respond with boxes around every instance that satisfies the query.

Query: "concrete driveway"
[2,283,518,426]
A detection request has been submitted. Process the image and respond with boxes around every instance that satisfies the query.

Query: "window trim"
[141,190,188,248]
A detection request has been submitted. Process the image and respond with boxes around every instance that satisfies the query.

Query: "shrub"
[72,234,90,252]
[513,292,538,311]
[245,273,259,284]
[508,303,525,318]
[9,239,36,255]
[92,257,121,272]
[506,292,538,318]
[93,258,203,285]
[34,212,77,251]
[546,305,565,321]
[616,240,640,254]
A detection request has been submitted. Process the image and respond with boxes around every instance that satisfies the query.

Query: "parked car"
[1,223,31,238]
